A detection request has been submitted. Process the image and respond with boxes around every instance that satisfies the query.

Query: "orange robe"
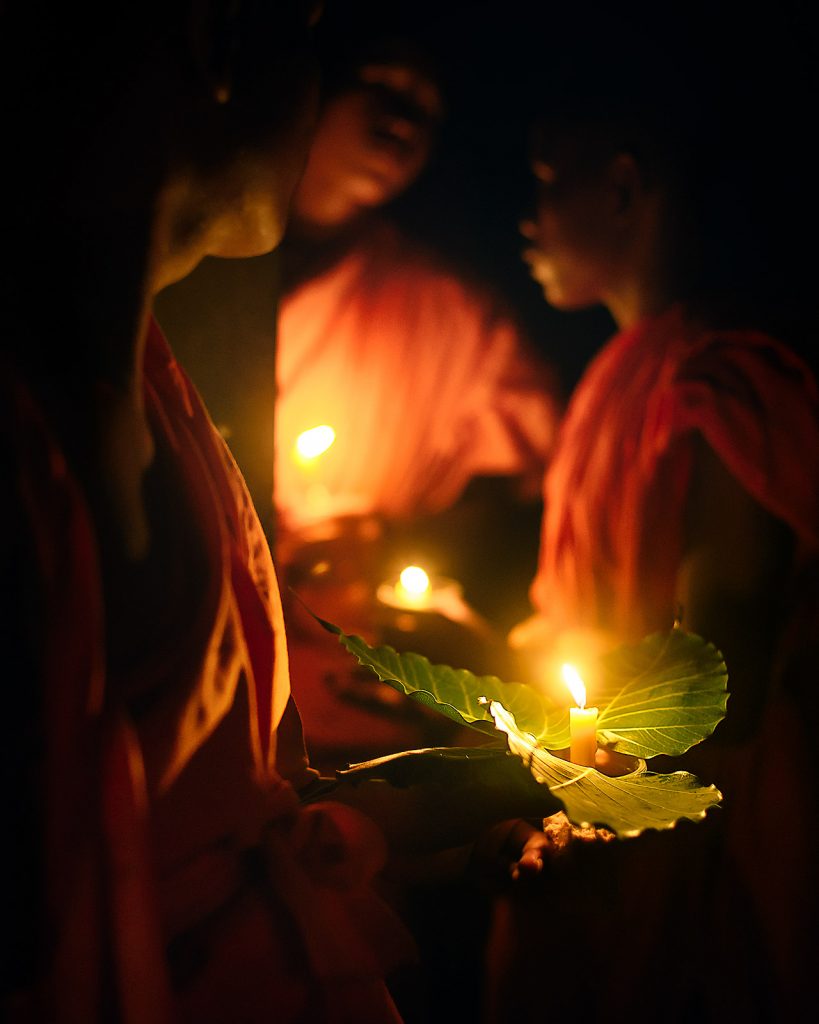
[532,305,819,638]
[275,219,558,529]
[4,320,409,1022]
[489,308,819,1019]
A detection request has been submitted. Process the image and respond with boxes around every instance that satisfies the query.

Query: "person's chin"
[212,211,287,259]
[543,287,598,312]
[534,272,597,312]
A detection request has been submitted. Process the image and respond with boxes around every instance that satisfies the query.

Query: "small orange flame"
[398,565,430,596]
[561,663,587,709]
[295,425,335,461]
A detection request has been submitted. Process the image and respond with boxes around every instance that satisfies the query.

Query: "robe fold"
[491,307,819,1019]
[4,319,411,1023]
[276,219,558,529]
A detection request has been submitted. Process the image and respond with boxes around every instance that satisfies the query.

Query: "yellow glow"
[295,425,335,461]
[562,663,587,709]
[398,565,430,596]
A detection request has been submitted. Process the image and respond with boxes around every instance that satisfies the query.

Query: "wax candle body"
[569,706,598,767]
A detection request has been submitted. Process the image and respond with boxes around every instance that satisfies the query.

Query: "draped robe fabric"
[5,319,409,1023]
[275,219,559,529]
[490,307,819,1019]
[532,306,819,638]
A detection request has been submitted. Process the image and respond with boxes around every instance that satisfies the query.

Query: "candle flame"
[398,565,430,596]
[295,425,335,461]
[561,663,587,709]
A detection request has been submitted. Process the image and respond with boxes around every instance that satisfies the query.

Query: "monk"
[2,3,562,1021]
[273,37,560,766]
[494,18,819,1021]
[275,40,558,536]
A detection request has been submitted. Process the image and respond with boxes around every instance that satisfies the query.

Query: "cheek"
[532,204,613,307]
[310,97,372,170]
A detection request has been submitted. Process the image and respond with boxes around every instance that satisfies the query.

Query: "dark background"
[318,0,818,382]
[157,0,818,629]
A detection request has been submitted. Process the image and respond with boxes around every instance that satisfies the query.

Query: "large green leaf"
[317,619,727,836]
[595,631,729,757]
[319,617,568,747]
[320,619,727,758]
[488,701,722,837]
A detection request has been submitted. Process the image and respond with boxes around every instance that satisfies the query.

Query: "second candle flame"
[295,425,335,461]
[398,565,431,596]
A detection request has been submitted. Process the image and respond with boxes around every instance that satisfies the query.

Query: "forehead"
[529,117,617,178]
[354,62,444,122]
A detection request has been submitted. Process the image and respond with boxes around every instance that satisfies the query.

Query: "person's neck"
[606,195,691,331]
[288,207,372,245]
[281,213,374,291]
[605,281,680,332]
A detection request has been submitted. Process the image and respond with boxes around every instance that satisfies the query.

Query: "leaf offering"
[487,700,721,837]
[318,616,568,746]
[318,618,728,837]
[595,629,729,758]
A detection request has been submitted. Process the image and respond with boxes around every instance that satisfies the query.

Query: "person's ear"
[184,1,322,106]
[608,152,643,221]
[186,0,243,106]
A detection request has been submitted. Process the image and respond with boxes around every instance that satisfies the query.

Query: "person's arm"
[676,437,793,743]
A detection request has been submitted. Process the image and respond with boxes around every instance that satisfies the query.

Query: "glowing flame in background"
[398,565,431,596]
[561,663,587,709]
[295,425,336,461]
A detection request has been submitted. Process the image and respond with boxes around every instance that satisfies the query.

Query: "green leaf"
[594,631,729,757]
[488,701,722,837]
[316,619,727,837]
[318,617,568,747]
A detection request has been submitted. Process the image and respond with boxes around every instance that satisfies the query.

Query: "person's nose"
[519,218,537,241]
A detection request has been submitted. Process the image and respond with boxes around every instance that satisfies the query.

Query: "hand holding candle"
[562,663,598,767]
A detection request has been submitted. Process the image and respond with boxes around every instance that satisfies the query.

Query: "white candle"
[562,663,598,767]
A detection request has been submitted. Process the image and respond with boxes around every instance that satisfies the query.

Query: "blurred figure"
[493,11,819,1021]
[2,3,568,1021]
[275,42,560,764]
[276,41,558,539]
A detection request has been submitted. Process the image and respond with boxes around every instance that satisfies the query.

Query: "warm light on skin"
[295,425,336,461]
[398,565,430,596]
[562,663,587,709]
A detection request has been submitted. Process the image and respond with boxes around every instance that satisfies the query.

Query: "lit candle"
[294,424,335,466]
[376,564,468,622]
[562,663,598,767]
[394,565,431,607]
[291,425,336,523]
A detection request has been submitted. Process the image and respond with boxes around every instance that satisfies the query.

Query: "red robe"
[489,307,819,1018]
[5,319,409,1022]
[275,219,558,529]
[532,305,819,638]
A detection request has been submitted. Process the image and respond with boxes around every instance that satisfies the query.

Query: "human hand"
[472,811,616,888]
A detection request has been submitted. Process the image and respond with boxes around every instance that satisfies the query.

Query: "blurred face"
[521,133,624,311]
[292,62,443,229]
[153,0,321,290]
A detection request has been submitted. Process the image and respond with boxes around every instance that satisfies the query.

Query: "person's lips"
[523,247,553,286]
